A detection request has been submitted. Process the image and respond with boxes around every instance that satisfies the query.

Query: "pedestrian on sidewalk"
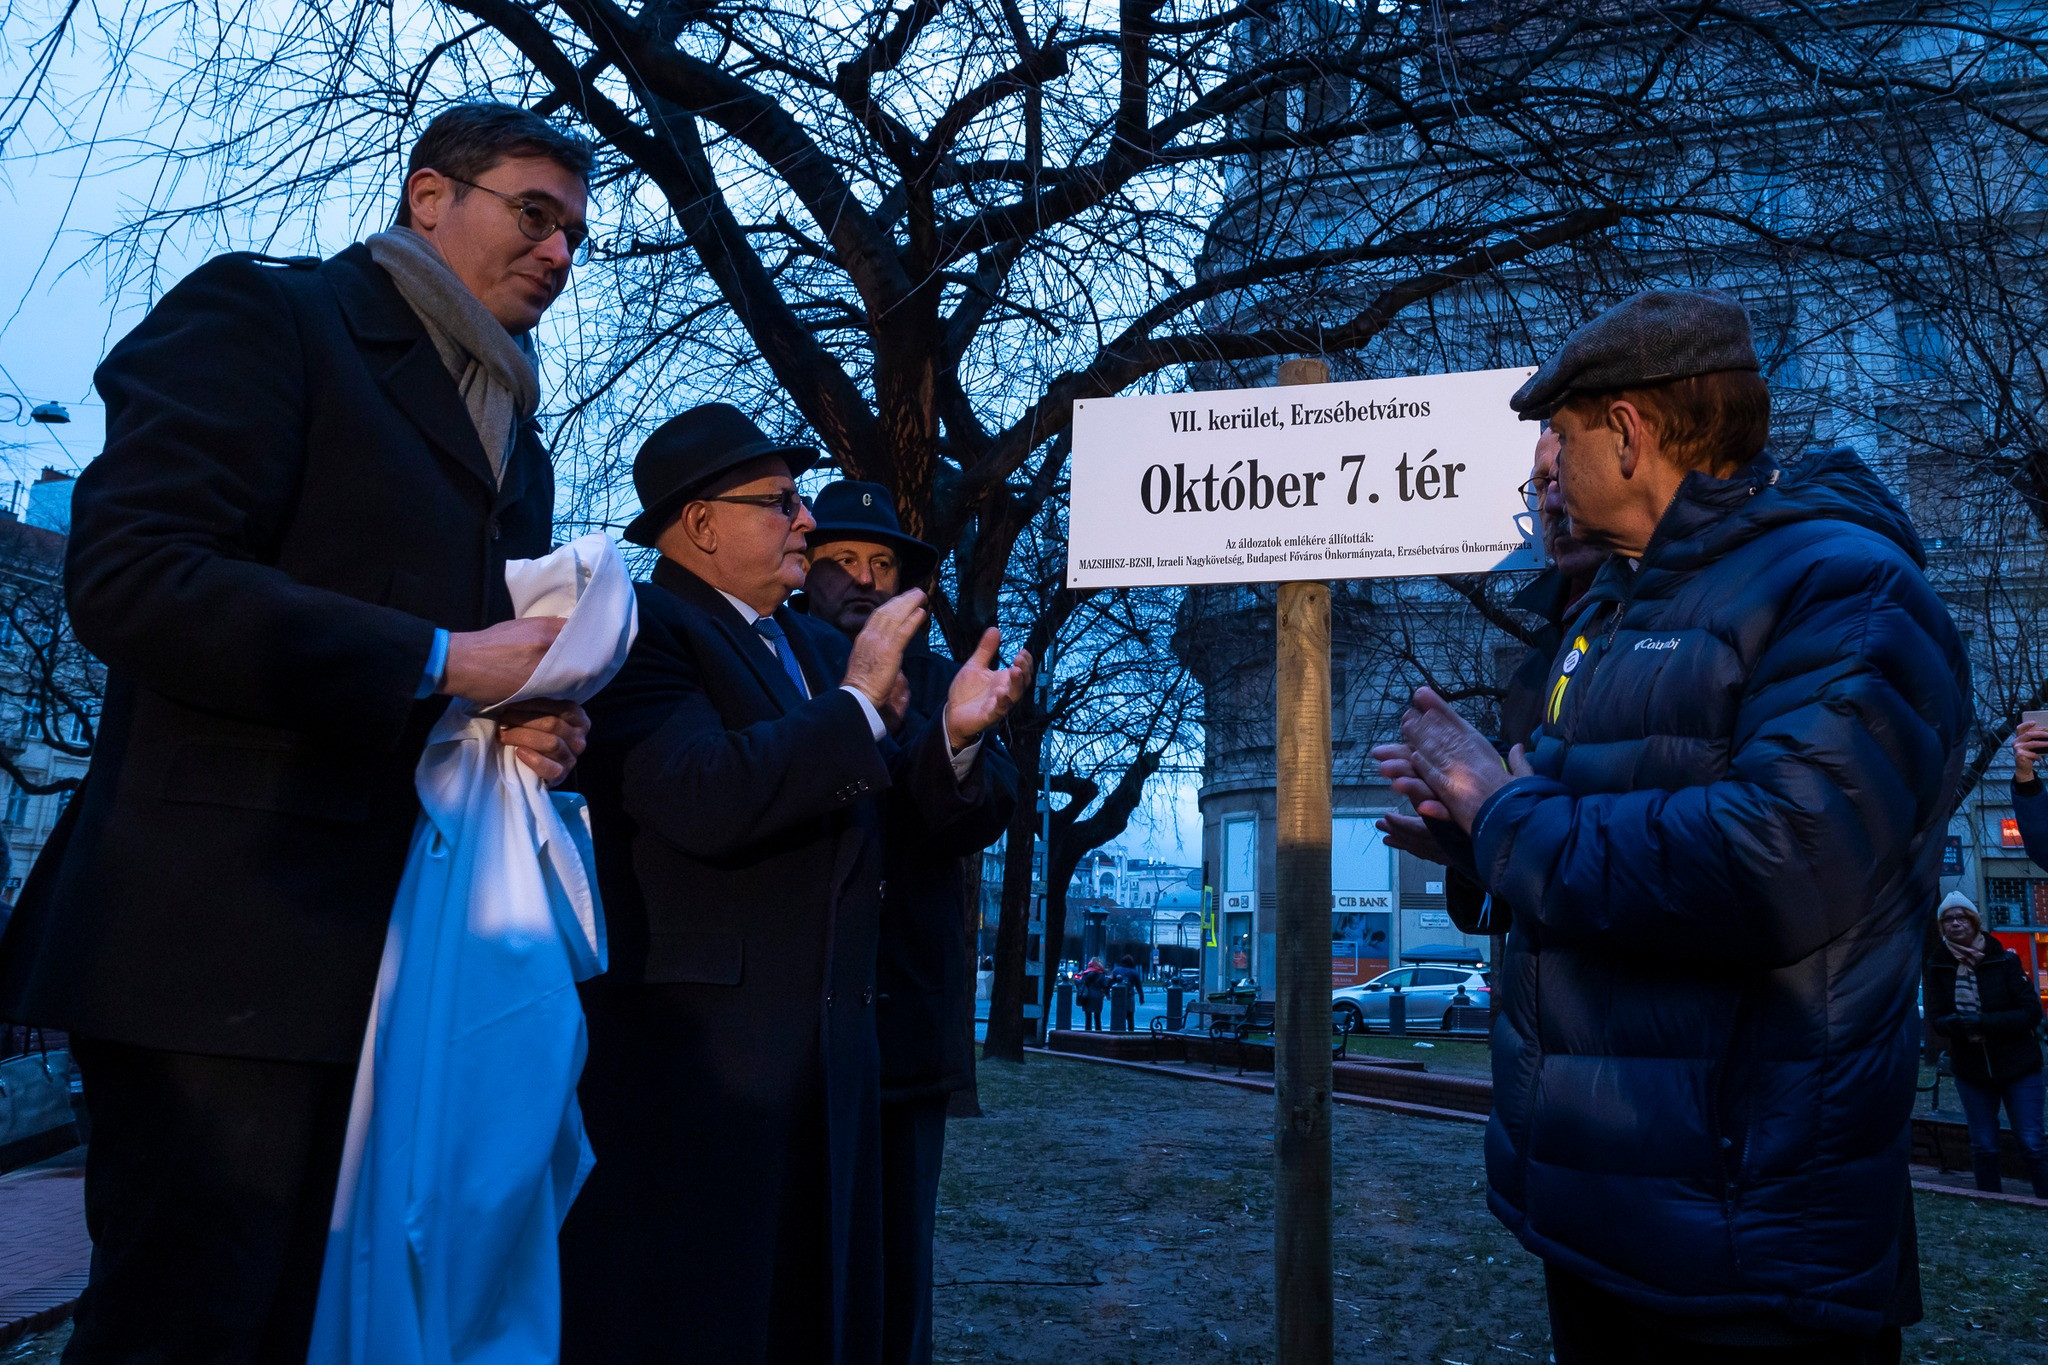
[1077,959,1110,1032]
[1924,892,2048,1197]
[1108,955,1145,1033]
[0,103,592,1364]
[1378,288,1970,1362]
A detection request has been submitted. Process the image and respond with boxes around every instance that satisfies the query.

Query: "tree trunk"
[983,719,1044,1062]
[1273,359,1333,1365]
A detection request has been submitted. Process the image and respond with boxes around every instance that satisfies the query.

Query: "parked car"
[1332,963,1490,1032]
[1173,968,1202,990]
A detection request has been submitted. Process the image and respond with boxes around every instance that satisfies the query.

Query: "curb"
[0,1273,85,1351]
[1031,1047,2048,1204]
[1028,1046,1489,1124]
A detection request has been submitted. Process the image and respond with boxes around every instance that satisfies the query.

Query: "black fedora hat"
[805,481,938,583]
[623,403,818,546]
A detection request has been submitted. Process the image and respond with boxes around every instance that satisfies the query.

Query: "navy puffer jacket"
[1472,448,1969,1336]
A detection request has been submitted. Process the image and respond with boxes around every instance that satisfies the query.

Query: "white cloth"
[309,534,638,1365]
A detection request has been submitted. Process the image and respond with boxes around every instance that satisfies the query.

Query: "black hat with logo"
[624,403,818,546]
[804,480,938,583]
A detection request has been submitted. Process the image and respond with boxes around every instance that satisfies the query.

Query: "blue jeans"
[1953,1069,2048,1173]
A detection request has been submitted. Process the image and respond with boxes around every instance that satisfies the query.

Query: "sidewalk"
[0,1149,89,1349]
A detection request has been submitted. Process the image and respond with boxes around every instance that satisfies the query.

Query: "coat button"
[825,992,835,1008]
[487,516,502,541]
[861,989,874,1007]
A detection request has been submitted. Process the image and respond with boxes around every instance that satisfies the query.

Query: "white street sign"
[1068,367,1545,588]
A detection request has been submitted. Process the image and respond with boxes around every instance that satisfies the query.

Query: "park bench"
[1148,999,1356,1073]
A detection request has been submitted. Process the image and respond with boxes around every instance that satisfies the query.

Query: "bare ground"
[6,1054,2041,1364]
[933,1053,2048,1365]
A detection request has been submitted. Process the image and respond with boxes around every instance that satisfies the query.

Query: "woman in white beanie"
[1925,892,2048,1195]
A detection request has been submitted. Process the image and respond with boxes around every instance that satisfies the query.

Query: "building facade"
[0,474,91,897]
[1172,1,2048,1001]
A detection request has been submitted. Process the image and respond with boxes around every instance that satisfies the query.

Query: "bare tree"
[7,0,2046,1051]
[0,516,99,797]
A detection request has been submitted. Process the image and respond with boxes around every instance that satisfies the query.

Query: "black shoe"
[1971,1152,2003,1193]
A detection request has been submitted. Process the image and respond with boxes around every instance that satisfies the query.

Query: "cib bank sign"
[1069,368,1544,588]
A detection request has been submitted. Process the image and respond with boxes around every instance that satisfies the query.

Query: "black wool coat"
[1925,941,2045,1087]
[873,646,1016,1103]
[0,246,553,1063]
[561,560,980,1365]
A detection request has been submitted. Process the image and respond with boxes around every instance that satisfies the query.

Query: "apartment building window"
[3,780,26,829]
[1753,301,1803,389]
[1897,308,1948,384]
[1986,877,2048,927]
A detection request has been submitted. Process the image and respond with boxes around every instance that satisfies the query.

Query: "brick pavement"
[0,1150,89,1349]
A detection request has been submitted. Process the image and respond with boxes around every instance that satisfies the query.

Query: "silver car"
[1333,964,1490,1032]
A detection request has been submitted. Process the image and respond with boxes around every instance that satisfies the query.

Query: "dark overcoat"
[1925,942,2045,1088]
[875,647,1016,1102]
[1473,450,1970,1336]
[561,560,974,1364]
[0,246,553,1063]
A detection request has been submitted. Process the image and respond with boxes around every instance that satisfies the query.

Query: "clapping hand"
[944,629,1034,751]
[1371,686,1531,832]
[843,590,929,710]
[1374,811,1451,865]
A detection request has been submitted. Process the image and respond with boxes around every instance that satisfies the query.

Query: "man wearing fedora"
[560,407,1030,1363]
[797,482,1020,1365]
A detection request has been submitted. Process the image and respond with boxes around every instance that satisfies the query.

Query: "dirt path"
[935,1053,2047,1364]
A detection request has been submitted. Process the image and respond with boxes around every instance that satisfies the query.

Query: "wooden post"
[1273,356,1332,1364]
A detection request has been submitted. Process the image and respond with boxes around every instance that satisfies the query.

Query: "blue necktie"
[751,615,811,701]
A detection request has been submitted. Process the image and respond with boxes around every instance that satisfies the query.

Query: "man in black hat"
[797,481,1020,1365]
[1375,289,1968,1362]
[561,409,1030,1364]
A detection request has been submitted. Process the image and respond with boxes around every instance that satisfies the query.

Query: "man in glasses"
[1376,290,1967,1362]
[0,103,593,1361]
[562,406,1031,1363]
[1377,426,1605,957]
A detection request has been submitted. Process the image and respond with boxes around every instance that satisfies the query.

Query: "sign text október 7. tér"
[1067,368,1545,589]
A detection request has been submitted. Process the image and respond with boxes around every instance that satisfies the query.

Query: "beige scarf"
[365,226,539,485]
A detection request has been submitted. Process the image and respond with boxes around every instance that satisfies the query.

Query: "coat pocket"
[643,930,743,986]
[160,740,371,823]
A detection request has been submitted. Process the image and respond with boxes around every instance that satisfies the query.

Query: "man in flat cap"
[1376,289,1969,1362]
[559,409,1030,1363]
[796,481,1020,1364]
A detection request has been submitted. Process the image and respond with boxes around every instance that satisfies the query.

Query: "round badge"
[1561,648,1582,675]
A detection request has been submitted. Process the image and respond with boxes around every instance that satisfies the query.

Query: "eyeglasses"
[437,173,591,263]
[1518,477,1554,504]
[701,490,808,521]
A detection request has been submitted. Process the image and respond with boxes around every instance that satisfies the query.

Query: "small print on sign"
[1068,368,1544,588]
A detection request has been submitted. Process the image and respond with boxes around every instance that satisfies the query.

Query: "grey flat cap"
[1511,288,1760,420]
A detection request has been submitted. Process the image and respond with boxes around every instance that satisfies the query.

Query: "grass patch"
[935,1054,2047,1363]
